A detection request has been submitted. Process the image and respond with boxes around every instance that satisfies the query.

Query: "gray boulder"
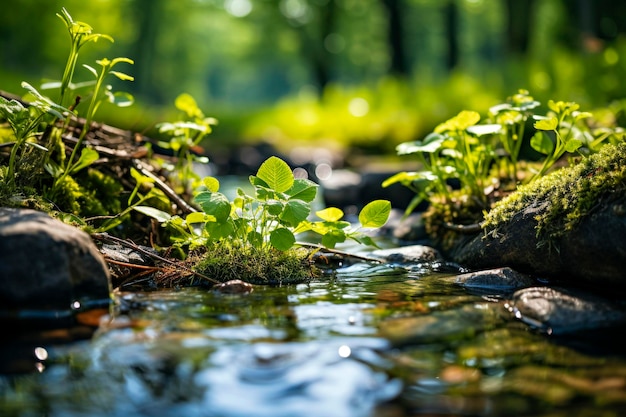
[0,208,111,310]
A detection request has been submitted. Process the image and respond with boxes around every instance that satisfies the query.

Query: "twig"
[131,159,197,215]
[295,241,384,263]
[92,232,219,284]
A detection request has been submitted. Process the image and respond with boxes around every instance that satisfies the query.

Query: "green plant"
[0,8,134,217]
[136,156,391,254]
[384,90,621,220]
[155,93,217,193]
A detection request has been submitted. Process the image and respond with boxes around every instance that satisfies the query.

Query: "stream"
[2,244,626,417]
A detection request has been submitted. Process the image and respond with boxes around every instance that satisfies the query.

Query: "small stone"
[213,279,254,294]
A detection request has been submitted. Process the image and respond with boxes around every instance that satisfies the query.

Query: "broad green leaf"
[434,110,480,133]
[202,176,220,192]
[256,156,294,193]
[270,227,296,251]
[194,191,231,222]
[247,230,263,247]
[266,200,284,216]
[316,207,344,222]
[186,212,209,224]
[205,220,234,240]
[286,178,318,202]
[69,147,99,174]
[359,200,391,228]
[564,138,583,152]
[530,132,554,155]
[534,117,558,131]
[133,205,172,223]
[321,229,346,249]
[280,199,310,226]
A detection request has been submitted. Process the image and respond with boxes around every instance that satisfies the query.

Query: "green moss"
[483,142,626,243]
[193,242,319,285]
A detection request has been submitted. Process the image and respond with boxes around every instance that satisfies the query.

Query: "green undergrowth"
[192,243,317,286]
[483,142,626,245]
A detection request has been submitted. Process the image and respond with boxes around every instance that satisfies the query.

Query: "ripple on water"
[195,339,402,417]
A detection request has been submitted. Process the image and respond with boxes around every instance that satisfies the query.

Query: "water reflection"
[3,256,626,416]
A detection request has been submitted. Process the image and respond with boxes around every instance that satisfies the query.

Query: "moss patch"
[483,142,626,244]
[192,242,318,285]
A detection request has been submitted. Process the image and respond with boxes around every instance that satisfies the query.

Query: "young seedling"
[136,156,391,254]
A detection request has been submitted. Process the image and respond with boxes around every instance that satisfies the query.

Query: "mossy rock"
[452,142,626,288]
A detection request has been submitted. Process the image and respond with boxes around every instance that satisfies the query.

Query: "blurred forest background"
[2,0,626,160]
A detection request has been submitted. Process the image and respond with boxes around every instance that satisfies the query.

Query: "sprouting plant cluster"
[136,156,391,255]
[0,8,133,218]
[383,90,625,221]
[153,93,218,194]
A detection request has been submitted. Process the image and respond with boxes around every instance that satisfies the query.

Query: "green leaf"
[205,220,234,240]
[359,200,391,228]
[286,178,318,202]
[396,133,445,155]
[533,116,558,131]
[434,110,480,133]
[175,93,203,119]
[194,191,231,222]
[321,229,346,249]
[133,206,172,223]
[564,138,583,153]
[266,200,284,216]
[530,132,554,155]
[316,207,344,222]
[280,199,310,226]
[69,147,99,174]
[202,176,220,192]
[382,171,438,188]
[256,156,294,193]
[186,212,209,224]
[270,227,296,251]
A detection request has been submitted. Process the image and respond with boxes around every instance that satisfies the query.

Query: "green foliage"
[0,7,135,220]
[136,156,391,253]
[384,90,624,219]
[155,93,217,193]
[483,142,626,245]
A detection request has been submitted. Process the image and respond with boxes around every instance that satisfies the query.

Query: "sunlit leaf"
[533,117,558,131]
[280,199,310,226]
[434,110,480,133]
[256,156,294,193]
[316,207,344,222]
[359,200,391,228]
[133,206,172,223]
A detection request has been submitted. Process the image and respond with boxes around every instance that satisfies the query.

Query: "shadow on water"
[3,256,626,416]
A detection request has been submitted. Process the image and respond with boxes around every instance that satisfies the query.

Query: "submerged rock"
[0,208,111,310]
[455,267,536,293]
[505,286,626,335]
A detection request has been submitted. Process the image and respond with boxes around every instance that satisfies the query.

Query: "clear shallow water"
[2,257,626,417]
